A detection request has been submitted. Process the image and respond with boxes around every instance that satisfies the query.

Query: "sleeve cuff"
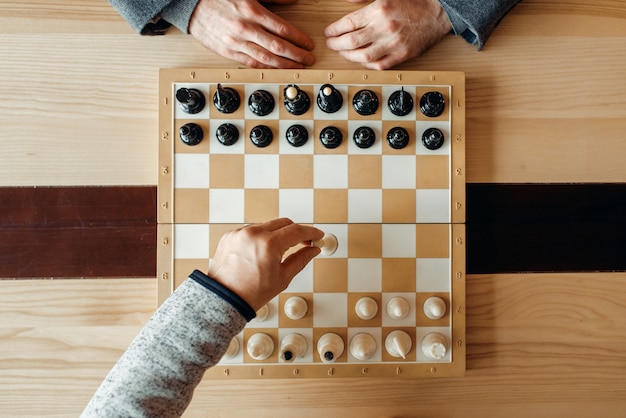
[159,0,201,34]
[189,270,257,322]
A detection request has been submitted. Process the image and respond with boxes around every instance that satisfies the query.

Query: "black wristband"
[189,270,257,322]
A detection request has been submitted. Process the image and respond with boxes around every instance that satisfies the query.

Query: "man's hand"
[189,0,316,69]
[324,0,452,70]
[207,218,324,311]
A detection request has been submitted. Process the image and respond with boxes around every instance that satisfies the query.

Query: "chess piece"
[355,296,378,320]
[254,304,270,322]
[178,122,203,146]
[215,123,239,146]
[283,84,310,115]
[423,296,446,320]
[317,332,344,363]
[419,91,445,117]
[311,233,338,256]
[349,333,377,361]
[422,127,444,150]
[249,125,273,148]
[319,126,342,149]
[317,84,343,113]
[175,87,205,114]
[386,296,410,320]
[353,126,375,149]
[352,89,379,115]
[285,124,308,147]
[223,336,240,359]
[388,88,413,116]
[213,83,240,114]
[421,332,448,360]
[385,330,412,359]
[284,296,308,320]
[279,333,308,363]
[247,332,275,360]
[386,126,410,149]
[248,89,275,116]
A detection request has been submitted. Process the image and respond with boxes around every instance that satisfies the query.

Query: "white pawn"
[284,296,308,320]
[312,233,338,256]
[254,303,270,322]
[421,332,448,360]
[279,333,308,363]
[423,296,446,320]
[317,332,344,363]
[349,333,377,361]
[247,333,274,361]
[386,296,410,320]
[222,336,240,359]
[355,297,378,320]
[384,330,412,359]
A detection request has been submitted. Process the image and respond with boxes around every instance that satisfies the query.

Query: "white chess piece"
[247,333,275,361]
[384,330,412,359]
[386,296,410,320]
[423,296,446,320]
[254,303,270,322]
[421,332,448,360]
[279,333,308,363]
[284,296,308,320]
[355,296,378,320]
[317,332,344,363]
[311,233,338,256]
[222,336,240,359]
[349,333,377,361]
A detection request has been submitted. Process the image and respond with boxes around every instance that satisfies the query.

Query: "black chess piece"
[419,91,445,117]
[179,123,203,146]
[283,84,310,115]
[319,126,343,149]
[213,83,240,114]
[248,89,275,116]
[249,125,273,147]
[317,84,343,113]
[215,123,239,146]
[388,88,414,116]
[386,127,410,149]
[353,126,375,148]
[286,124,308,147]
[352,89,379,115]
[422,127,445,150]
[175,88,205,114]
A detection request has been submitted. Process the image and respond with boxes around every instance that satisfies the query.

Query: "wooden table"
[1,1,626,416]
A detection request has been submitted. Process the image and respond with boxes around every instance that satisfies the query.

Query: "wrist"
[190,270,257,321]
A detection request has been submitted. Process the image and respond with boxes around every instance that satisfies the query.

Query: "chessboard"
[157,68,466,378]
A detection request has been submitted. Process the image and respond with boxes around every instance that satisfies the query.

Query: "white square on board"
[382,224,416,258]
[348,189,382,223]
[313,155,348,188]
[209,189,244,223]
[174,154,209,189]
[416,189,450,223]
[174,224,209,259]
[416,258,450,292]
[279,189,314,223]
[382,155,416,189]
[244,154,279,189]
[381,293,416,327]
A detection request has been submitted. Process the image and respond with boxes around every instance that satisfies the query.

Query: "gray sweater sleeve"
[81,275,251,418]
[108,0,200,35]
[439,0,522,49]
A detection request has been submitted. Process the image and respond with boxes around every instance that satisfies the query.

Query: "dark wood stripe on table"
[467,183,626,274]
[0,186,156,278]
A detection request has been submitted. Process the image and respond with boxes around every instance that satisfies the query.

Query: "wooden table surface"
[2,1,626,416]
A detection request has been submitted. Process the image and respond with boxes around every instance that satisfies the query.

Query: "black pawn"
[248,89,275,116]
[283,84,310,115]
[420,91,445,117]
[216,123,239,146]
[286,124,308,147]
[179,123,203,146]
[353,126,375,148]
[422,127,445,150]
[175,88,205,114]
[388,88,414,116]
[353,89,379,115]
[317,84,343,113]
[213,83,240,114]
[319,126,342,149]
[386,127,410,149]
[250,125,273,148]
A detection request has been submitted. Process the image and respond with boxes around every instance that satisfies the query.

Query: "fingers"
[251,218,324,253]
[281,245,321,280]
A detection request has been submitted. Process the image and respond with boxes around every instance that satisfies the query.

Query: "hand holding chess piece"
[311,233,338,256]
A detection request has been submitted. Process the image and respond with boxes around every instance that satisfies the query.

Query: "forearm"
[439,0,522,49]
[108,0,200,35]
[82,272,252,417]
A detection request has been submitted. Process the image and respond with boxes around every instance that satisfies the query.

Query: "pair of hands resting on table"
[189,0,452,70]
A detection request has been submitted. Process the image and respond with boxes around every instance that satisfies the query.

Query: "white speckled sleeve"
[81,277,248,418]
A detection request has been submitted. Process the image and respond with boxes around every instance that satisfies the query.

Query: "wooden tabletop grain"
[1,1,626,416]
